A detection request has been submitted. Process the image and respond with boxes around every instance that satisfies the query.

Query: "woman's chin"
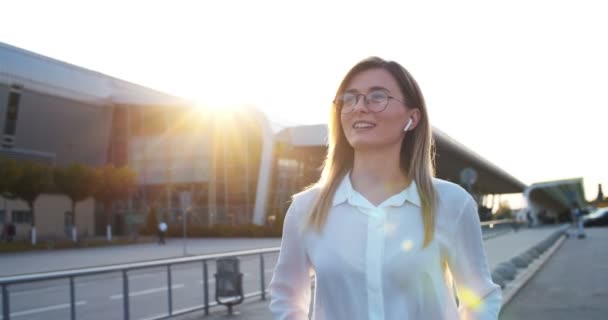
[348,135,403,151]
[349,139,384,150]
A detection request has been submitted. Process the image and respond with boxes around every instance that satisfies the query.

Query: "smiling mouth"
[352,121,376,129]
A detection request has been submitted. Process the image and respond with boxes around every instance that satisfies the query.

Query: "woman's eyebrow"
[344,86,391,94]
[368,86,391,93]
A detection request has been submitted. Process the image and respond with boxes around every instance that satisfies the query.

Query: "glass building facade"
[110,105,266,227]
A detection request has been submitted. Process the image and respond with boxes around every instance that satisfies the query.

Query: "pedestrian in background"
[570,201,586,239]
[526,210,533,228]
[158,221,167,244]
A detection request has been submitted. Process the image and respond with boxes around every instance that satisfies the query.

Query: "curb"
[500,234,566,307]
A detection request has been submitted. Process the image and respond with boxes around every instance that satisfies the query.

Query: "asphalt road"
[2,253,279,320]
[499,227,608,320]
[0,224,549,320]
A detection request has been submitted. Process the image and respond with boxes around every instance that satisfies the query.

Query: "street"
[0,226,560,320]
[2,253,279,320]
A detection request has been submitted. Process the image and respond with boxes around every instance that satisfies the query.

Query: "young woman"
[269,57,501,319]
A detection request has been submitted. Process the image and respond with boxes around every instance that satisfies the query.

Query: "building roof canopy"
[276,124,527,194]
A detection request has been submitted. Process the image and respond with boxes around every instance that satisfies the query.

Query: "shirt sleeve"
[445,196,502,319]
[269,198,313,320]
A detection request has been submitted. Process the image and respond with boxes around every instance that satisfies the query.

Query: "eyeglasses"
[334,90,404,114]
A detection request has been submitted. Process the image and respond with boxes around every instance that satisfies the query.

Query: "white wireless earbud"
[403,118,413,132]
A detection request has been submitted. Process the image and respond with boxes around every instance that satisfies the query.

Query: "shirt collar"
[332,172,421,208]
[332,172,354,207]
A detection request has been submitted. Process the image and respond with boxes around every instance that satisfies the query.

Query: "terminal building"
[0,42,582,240]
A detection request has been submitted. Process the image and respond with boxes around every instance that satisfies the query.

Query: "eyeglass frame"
[333,89,406,114]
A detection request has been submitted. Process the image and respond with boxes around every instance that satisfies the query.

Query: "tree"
[11,161,52,245]
[54,164,96,242]
[495,200,513,220]
[0,157,20,199]
[92,165,137,242]
[0,157,20,234]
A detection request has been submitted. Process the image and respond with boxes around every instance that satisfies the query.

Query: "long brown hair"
[305,57,437,247]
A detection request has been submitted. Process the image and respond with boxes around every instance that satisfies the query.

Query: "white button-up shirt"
[269,174,502,320]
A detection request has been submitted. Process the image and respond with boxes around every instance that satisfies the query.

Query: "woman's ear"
[408,109,421,131]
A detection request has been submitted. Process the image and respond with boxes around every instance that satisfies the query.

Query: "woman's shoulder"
[291,183,323,208]
[431,177,474,209]
[282,184,323,228]
[431,177,469,197]
[431,178,477,235]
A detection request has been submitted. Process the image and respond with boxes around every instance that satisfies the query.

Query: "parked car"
[583,208,608,227]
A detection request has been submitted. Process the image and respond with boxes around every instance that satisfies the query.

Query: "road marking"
[128,274,155,280]
[0,301,86,319]
[11,283,86,296]
[10,274,153,297]
[109,284,185,300]
[134,290,272,320]
[199,279,215,284]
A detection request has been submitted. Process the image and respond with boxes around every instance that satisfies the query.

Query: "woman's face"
[340,68,416,150]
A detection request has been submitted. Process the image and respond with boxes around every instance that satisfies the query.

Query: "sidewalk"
[0,238,281,276]
[174,226,564,320]
[484,225,561,270]
[0,226,566,320]
[499,227,608,319]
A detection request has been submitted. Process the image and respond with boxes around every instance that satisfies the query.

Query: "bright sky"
[1,0,606,203]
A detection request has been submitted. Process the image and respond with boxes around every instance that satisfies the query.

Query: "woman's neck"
[350,146,410,205]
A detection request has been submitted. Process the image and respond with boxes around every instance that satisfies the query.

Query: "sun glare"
[193,100,237,114]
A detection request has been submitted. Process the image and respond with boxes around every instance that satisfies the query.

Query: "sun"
[187,88,246,117]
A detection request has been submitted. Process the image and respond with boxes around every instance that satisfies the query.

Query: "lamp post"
[223,130,229,225]
[179,191,191,256]
[244,128,249,224]
[166,166,173,223]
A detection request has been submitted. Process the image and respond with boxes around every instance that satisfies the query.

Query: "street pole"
[182,207,187,256]
[244,129,249,224]
[223,131,229,225]
[179,191,191,256]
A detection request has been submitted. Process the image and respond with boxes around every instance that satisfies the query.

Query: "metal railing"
[481,218,514,227]
[481,218,517,240]
[0,247,280,320]
[0,219,515,320]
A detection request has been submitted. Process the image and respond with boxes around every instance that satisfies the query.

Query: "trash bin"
[214,257,244,315]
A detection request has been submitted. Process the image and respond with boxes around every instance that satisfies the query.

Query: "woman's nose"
[351,94,370,113]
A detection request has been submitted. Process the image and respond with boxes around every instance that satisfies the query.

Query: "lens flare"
[401,240,414,252]
[459,287,483,311]
[384,222,396,235]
